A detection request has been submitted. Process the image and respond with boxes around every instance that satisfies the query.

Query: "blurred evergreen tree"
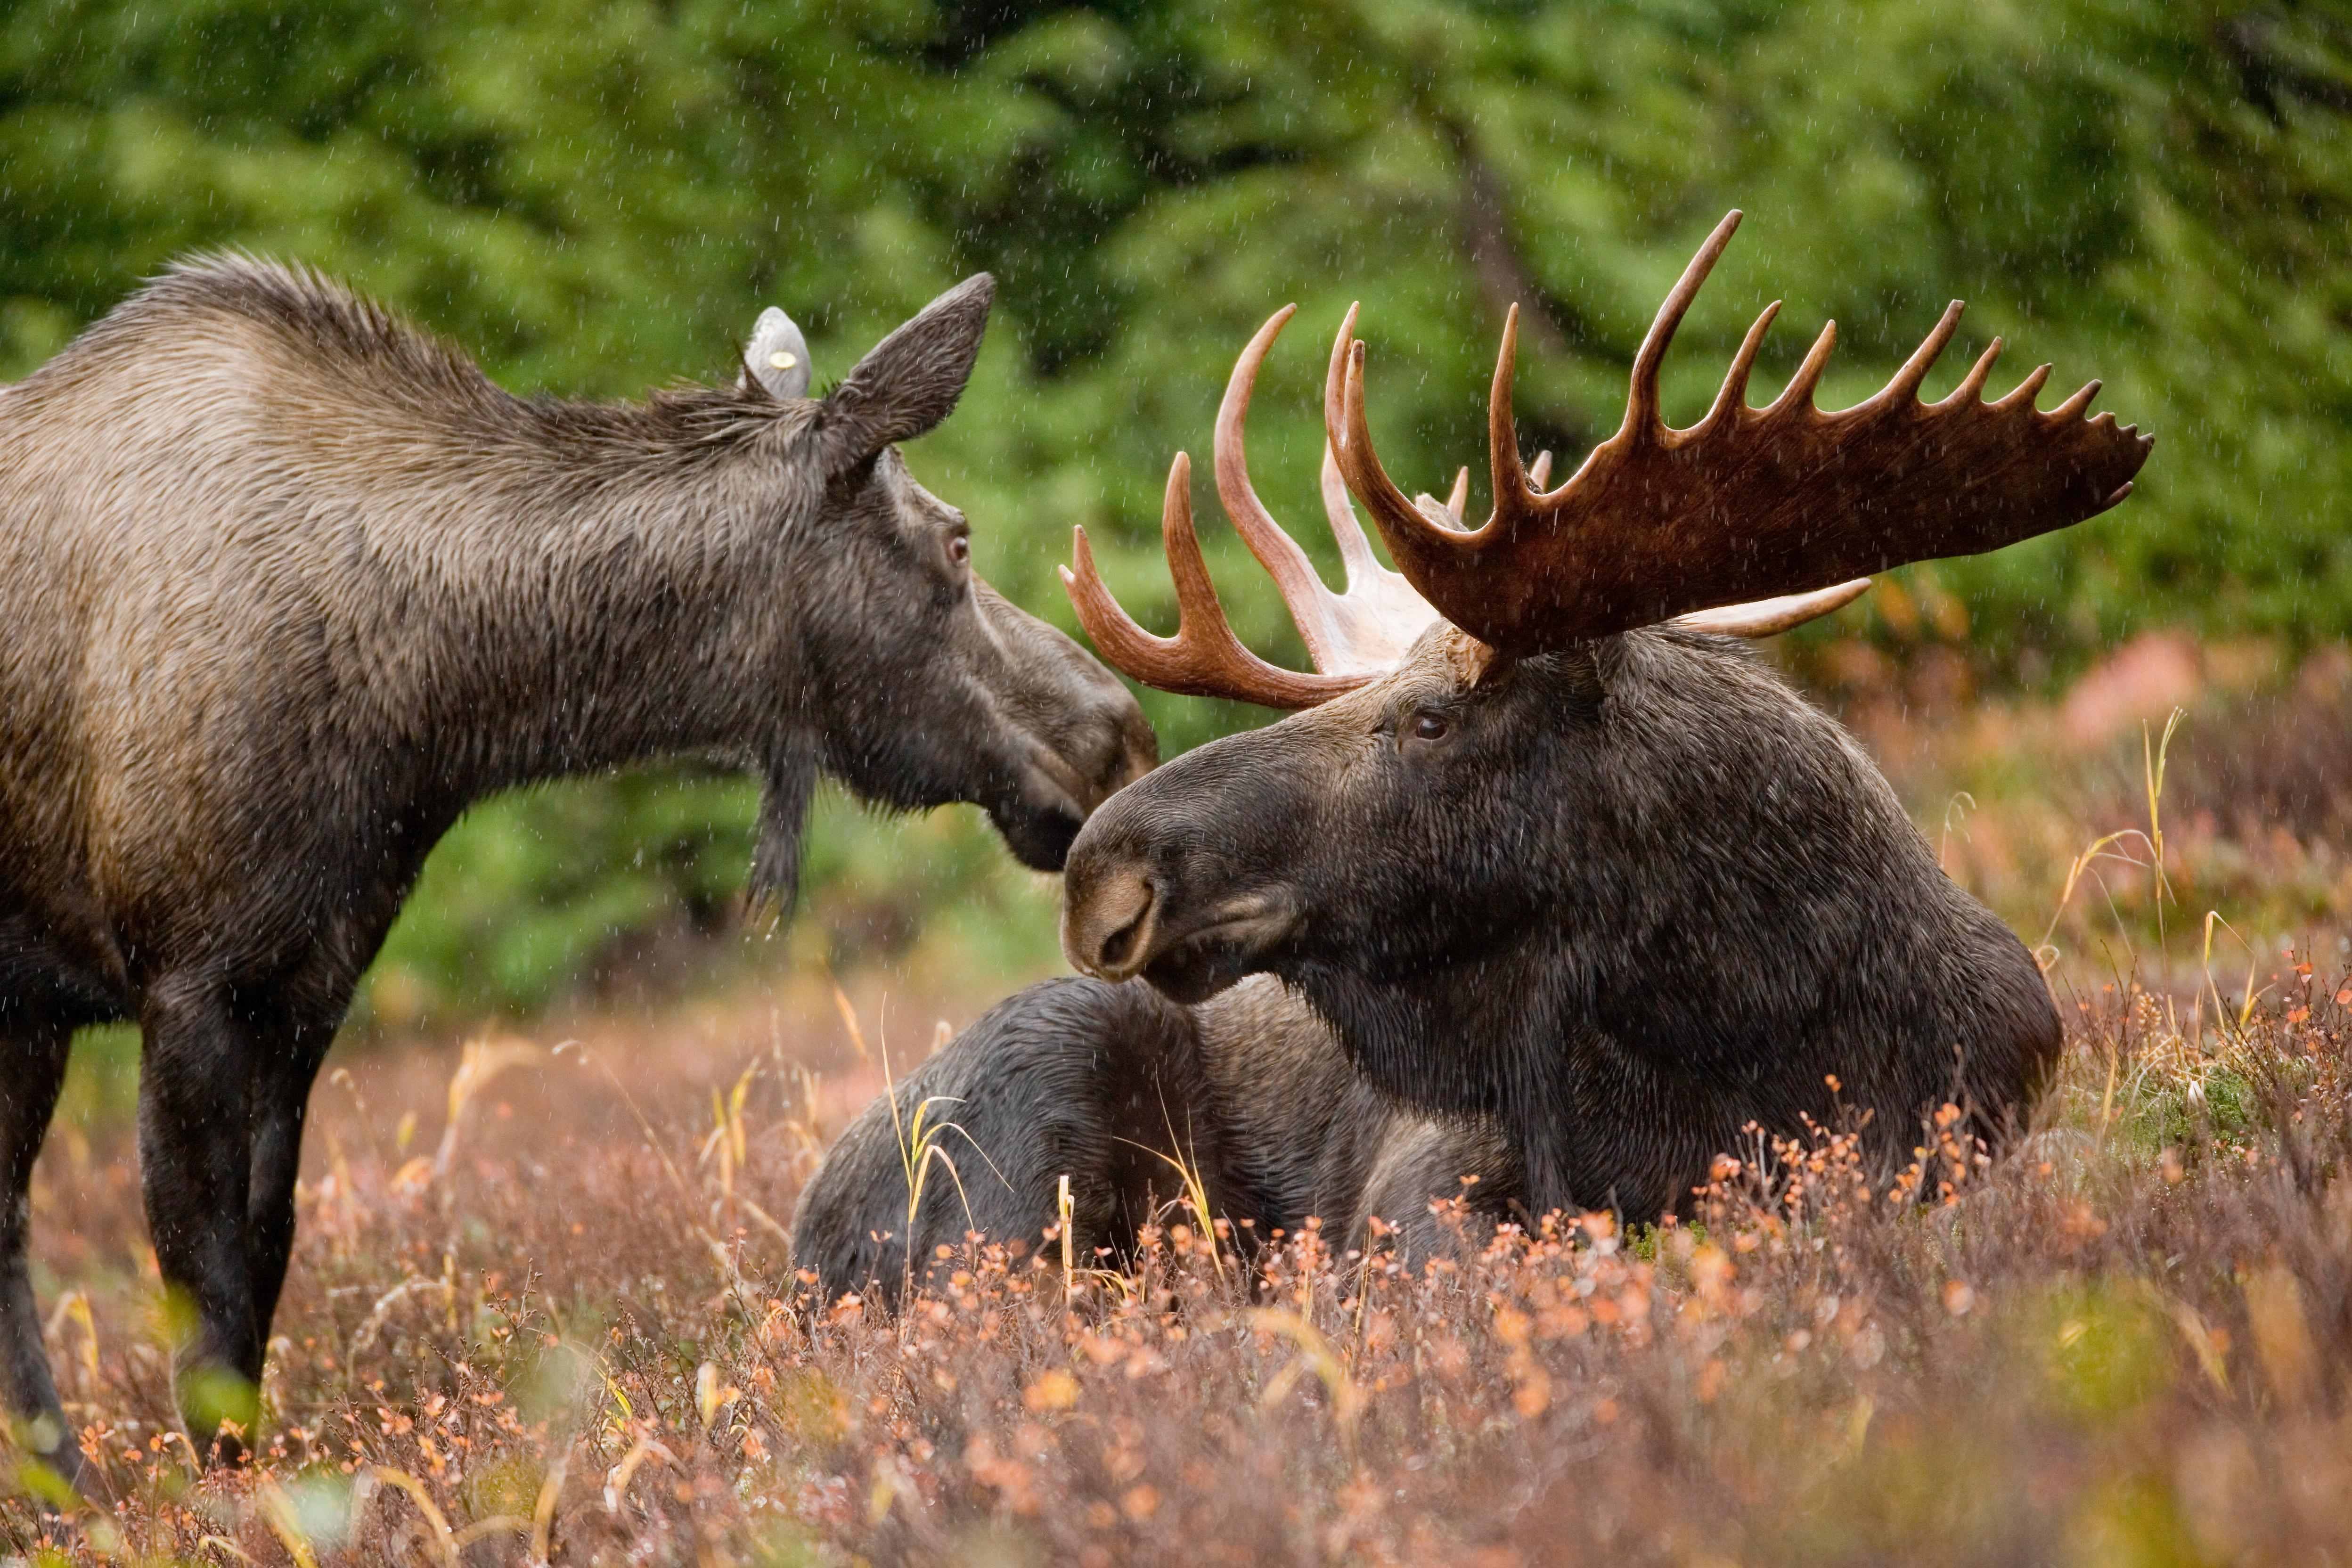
[1,0,2344,1019]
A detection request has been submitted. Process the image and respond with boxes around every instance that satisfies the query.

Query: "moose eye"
[1410,711,1451,743]
[947,533,971,567]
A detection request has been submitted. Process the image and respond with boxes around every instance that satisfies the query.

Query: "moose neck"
[313,393,827,809]
[1282,939,1590,1213]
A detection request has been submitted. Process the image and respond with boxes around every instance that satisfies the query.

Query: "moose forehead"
[1268,620,1806,774]
[825,445,953,519]
[1281,625,1508,725]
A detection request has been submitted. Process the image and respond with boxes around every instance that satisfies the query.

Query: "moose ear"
[819,273,995,464]
[740,307,812,400]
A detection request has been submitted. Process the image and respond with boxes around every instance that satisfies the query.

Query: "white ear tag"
[743,306,812,399]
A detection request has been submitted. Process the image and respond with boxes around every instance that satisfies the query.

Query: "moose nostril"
[1094,877,1155,970]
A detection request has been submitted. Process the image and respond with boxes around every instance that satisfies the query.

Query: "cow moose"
[792,210,2151,1304]
[0,262,1156,1480]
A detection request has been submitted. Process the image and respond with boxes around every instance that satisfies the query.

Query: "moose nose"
[1062,859,1160,979]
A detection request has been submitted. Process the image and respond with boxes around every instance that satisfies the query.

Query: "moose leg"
[0,1014,81,1489]
[137,979,264,1464]
[242,1021,337,1347]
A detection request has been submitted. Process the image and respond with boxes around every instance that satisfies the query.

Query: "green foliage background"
[2,0,2345,1022]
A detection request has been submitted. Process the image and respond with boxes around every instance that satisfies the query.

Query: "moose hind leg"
[243,1020,338,1348]
[1356,1114,1522,1266]
[137,979,265,1463]
[0,1013,80,1487]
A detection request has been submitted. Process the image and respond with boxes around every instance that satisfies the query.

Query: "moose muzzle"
[1060,736,1309,1003]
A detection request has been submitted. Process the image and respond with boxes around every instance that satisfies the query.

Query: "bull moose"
[0,263,1155,1480]
[793,211,2151,1303]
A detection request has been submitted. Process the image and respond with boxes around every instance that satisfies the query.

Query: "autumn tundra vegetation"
[4,0,2351,1563]
[8,883,2352,1564]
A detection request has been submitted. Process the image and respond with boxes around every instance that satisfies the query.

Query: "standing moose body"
[0,262,1155,1480]
[793,212,2153,1303]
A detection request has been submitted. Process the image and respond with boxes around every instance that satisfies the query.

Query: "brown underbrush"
[13,642,2352,1565]
[7,974,2351,1566]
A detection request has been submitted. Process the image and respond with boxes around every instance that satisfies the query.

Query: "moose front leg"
[137,979,265,1463]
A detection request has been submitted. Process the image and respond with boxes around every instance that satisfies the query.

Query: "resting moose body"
[793,211,2151,1303]
[792,621,2049,1298]
[0,262,1154,1476]
[792,973,1518,1298]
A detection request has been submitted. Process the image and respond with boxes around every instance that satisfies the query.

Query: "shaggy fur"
[0,260,1155,1478]
[792,974,1514,1303]
[1065,623,2059,1219]
[795,619,2058,1299]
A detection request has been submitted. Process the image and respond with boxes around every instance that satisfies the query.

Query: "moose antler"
[1062,306,1457,708]
[1063,453,1371,709]
[1215,306,1447,675]
[1331,209,2154,654]
[1067,289,1893,709]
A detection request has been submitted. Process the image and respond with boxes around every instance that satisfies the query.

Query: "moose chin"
[793,209,2151,1307]
[0,262,1156,1483]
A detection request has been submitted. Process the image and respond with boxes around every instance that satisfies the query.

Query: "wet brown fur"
[0,258,1155,1478]
[795,621,2061,1301]
[791,974,1514,1303]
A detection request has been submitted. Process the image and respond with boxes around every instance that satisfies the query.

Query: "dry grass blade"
[253,1481,320,1568]
[431,1035,542,1183]
[1250,1307,1363,1439]
[347,1268,456,1355]
[604,1434,677,1515]
[357,1465,460,1568]
[530,1449,571,1565]
[1115,1126,1226,1280]
[449,1512,531,1549]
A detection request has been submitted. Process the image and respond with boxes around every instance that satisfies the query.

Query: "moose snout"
[1061,858,1160,979]
[994,694,1158,873]
[1061,721,1317,999]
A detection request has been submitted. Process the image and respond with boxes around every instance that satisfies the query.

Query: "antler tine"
[1317,441,1385,588]
[1871,300,1966,407]
[1319,302,1449,611]
[1310,438,1450,665]
[1626,209,1745,434]
[1214,305,1355,673]
[1334,338,1486,594]
[1764,319,1840,416]
[1319,300,1423,585]
[1489,304,1532,523]
[1327,209,2153,652]
[1323,301,1360,460]
[1209,304,1444,676]
[1060,454,1367,709]
[1944,338,2005,404]
[1677,578,1872,637]
[1528,450,1554,488]
[2049,378,2103,421]
[1702,301,1782,430]
[1990,362,2051,412]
